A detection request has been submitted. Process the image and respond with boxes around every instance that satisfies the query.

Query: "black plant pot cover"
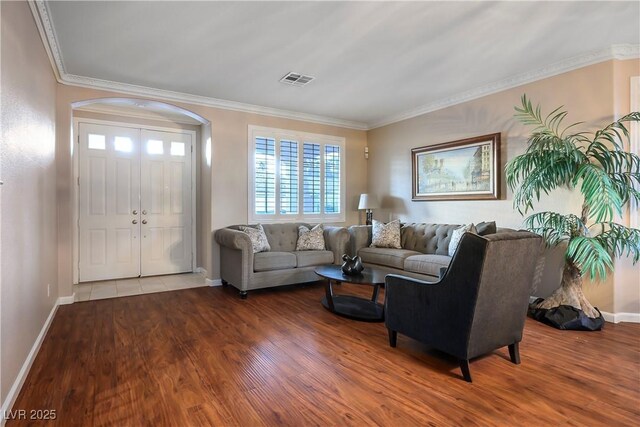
[528,298,605,331]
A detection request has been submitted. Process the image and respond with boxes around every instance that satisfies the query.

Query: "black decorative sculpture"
[341,254,364,276]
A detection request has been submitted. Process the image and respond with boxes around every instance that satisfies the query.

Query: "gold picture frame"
[412,133,501,201]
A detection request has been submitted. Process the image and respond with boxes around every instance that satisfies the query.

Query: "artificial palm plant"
[506,95,640,319]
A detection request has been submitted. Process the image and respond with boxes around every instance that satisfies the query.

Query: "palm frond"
[573,163,623,222]
[524,212,586,246]
[589,112,640,151]
[514,94,584,138]
[593,222,640,263]
[507,151,582,214]
[566,236,614,281]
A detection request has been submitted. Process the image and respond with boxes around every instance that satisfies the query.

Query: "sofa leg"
[460,360,472,382]
[239,290,248,299]
[508,342,521,365]
[221,279,228,287]
[388,329,397,348]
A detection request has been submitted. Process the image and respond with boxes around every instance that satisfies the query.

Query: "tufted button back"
[401,223,460,255]
[260,223,313,252]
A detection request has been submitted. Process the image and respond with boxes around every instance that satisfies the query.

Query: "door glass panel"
[170,142,185,156]
[88,134,106,150]
[147,139,164,155]
[114,136,133,153]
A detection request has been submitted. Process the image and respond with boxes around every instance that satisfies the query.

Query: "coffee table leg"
[325,279,335,310]
[371,283,380,302]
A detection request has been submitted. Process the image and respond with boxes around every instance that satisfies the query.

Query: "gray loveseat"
[215,223,350,298]
[349,222,498,280]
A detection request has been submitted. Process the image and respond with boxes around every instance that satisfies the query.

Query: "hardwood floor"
[8,282,640,426]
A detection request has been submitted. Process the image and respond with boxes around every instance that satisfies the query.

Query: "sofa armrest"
[324,226,350,264]
[215,227,255,290]
[214,227,252,251]
[348,225,371,256]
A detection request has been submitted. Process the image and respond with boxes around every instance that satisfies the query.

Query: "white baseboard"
[1,300,59,426]
[58,293,75,305]
[601,311,640,324]
[206,278,222,287]
[194,267,207,275]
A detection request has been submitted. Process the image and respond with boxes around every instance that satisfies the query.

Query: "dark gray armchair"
[384,231,542,382]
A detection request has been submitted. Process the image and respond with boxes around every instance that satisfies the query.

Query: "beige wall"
[1,1,58,404]
[55,85,368,296]
[367,59,640,313]
[612,60,640,315]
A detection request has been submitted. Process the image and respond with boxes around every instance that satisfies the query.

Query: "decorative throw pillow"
[296,224,325,251]
[370,219,402,249]
[476,221,497,236]
[448,223,477,256]
[239,224,270,253]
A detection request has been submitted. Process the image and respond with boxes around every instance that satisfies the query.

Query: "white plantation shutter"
[324,145,340,214]
[254,137,275,214]
[303,142,321,214]
[280,140,298,214]
[248,126,345,222]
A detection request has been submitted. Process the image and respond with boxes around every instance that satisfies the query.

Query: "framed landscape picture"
[412,133,500,201]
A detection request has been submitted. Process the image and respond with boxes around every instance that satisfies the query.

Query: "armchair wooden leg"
[388,329,397,348]
[508,342,521,365]
[460,360,472,382]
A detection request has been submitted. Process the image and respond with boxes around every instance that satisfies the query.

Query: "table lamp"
[358,194,379,225]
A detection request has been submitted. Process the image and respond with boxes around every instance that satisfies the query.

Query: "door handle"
[132,219,138,224]
[142,210,147,215]
[133,210,138,215]
[142,219,147,224]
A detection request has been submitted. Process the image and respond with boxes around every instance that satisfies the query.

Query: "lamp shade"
[358,193,379,210]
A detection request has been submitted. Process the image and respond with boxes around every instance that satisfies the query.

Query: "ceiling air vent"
[280,72,315,86]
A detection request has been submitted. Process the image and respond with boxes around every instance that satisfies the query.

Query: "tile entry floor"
[73,272,207,302]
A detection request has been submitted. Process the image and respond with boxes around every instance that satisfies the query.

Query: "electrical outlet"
[47,284,50,297]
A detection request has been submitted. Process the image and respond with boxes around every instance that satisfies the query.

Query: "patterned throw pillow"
[448,223,477,256]
[296,224,325,251]
[370,219,402,249]
[239,224,271,253]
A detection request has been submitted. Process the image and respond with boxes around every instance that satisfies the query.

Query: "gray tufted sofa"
[214,223,350,298]
[349,222,499,280]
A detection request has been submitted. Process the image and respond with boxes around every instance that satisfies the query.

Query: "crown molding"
[27,0,368,131]
[29,2,639,132]
[369,44,640,129]
[29,1,64,81]
[60,74,369,130]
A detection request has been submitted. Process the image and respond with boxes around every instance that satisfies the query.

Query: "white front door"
[78,123,141,281]
[140,130,193,276]
[78,123,193,282]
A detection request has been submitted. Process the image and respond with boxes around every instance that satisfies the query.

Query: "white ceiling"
[46,1,640,129]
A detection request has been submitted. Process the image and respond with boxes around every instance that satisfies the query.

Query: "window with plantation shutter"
[248,126,345,223]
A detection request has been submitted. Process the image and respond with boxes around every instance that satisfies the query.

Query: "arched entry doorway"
[70,98,211,285]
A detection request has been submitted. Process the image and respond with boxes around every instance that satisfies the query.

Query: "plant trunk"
[533,262,600,319]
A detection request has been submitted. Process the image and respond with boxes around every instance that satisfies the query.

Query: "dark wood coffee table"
[314,265,386,322]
